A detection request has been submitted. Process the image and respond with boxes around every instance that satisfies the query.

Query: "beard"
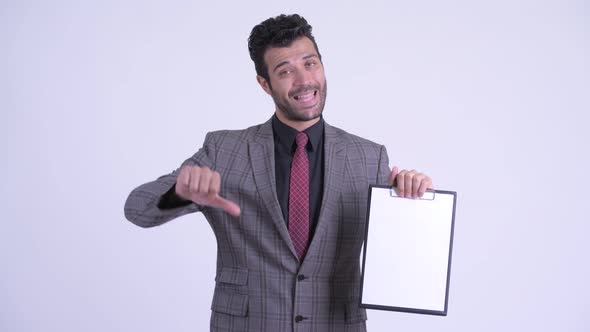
[270,80,328,122]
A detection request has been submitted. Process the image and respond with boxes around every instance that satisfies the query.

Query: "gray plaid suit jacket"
[124,117,391,332]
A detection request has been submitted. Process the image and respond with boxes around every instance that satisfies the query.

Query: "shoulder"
[326,122,384,151]
[326,122,387,163]
[203,120,271,146]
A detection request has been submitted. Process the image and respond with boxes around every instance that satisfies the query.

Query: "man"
[124,14,432,332]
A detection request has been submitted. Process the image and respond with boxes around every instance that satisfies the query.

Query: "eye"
[305,61,317,68]
[279,69,293,76]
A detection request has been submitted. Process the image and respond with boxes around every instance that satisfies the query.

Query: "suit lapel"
[248,119,348,264]
[302,122,347,267]
[248,119,298,259]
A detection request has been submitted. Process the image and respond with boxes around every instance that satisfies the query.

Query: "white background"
[2,0,588,331]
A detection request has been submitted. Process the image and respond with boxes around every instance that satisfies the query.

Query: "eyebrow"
[272,54,320,73]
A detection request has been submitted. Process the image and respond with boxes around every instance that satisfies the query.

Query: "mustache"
[289,85,321,97]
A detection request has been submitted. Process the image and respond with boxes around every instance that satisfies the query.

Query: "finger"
[404,170,415,198]
[208,171,221,199]
[412,174,423,198]
[396,170,406,197]
[211,196,241,217]
[188,167,202,195]
[175,167,191,198]
[418,176,430,197]
[198,167,212,195]
[388,166,399,186]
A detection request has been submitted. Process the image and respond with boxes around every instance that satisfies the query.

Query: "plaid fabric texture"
[124,117,391,332]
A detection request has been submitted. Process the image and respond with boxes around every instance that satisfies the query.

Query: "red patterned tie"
[289,132,309,262]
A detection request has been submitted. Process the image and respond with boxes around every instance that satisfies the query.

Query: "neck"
[274,111,321,132]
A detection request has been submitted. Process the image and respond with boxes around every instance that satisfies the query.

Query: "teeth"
[294,91,314,101]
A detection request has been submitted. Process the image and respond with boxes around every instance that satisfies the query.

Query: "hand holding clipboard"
[388,165,434,198]
[360,172,457,316]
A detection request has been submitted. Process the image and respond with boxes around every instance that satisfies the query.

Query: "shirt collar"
[272,114,324,152]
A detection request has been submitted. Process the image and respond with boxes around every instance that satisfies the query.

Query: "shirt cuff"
[157,185,192,210]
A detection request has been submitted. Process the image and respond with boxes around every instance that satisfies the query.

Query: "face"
[257,37,327,124]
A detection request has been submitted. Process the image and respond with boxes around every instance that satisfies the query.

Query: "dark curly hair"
[248,14,322,84]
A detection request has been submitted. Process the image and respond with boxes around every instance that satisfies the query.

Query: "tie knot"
[295,132,308,149]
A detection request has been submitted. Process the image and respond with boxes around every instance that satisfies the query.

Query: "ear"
[256,75,272,95]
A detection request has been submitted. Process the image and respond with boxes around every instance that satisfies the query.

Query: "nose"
[293,67,314,86]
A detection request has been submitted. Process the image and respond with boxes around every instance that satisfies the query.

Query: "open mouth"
[292,90,318,103]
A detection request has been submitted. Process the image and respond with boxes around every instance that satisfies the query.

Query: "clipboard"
[359,185,457,316]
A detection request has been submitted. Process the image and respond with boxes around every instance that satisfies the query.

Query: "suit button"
[295,315,304,323]
[297,274,306,281]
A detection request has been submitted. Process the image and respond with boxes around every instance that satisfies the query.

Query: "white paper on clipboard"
[360,185,457,316]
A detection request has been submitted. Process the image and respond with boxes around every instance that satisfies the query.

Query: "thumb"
[388,166,399,186]
[211,195,241,217]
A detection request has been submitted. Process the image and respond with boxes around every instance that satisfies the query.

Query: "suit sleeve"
[123,132,217,228]
[376,144,391,186]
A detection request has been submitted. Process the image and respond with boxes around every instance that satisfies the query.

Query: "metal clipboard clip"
[389,188,436,201]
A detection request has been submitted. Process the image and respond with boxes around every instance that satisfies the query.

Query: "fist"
[175,165,240,217]
[388,166,433,198]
